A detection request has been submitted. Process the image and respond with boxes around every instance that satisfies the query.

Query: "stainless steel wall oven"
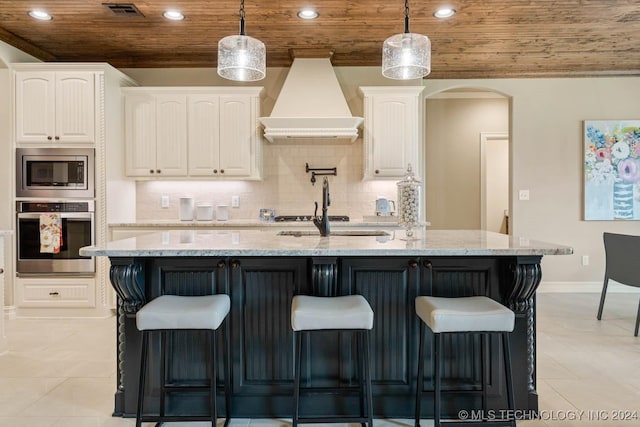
[16,147,95,198]
[16,201,95,275]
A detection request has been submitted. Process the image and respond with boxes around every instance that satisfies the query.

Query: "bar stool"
[135,294,231,427]
[414,296,516,427]
[291,295,374,427]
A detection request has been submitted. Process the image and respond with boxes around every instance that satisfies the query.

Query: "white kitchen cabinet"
[125,87,263,179]
[125,93,188,177]
[15,277,96,308]
[0,234,6,354]
[15,71,96,144]
[359,87,424,179]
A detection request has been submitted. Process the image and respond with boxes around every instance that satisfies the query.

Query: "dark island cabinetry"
[110,254,541,420]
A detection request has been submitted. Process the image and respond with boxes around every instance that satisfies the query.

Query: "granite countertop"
[81,229,573,257]
[108,219,404,228]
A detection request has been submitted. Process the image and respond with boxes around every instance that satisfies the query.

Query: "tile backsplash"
[136,141,399,222]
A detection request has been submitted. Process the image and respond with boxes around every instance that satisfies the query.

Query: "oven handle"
[17,212,94,220]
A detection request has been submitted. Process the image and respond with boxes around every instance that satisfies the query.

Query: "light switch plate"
[231,195,240,208]
[161,195,170,208]
[518,190,530,201]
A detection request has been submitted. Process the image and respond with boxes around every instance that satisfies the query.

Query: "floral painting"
[584,120,640,220]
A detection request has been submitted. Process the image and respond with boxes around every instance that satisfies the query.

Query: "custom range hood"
[259,57,363,142]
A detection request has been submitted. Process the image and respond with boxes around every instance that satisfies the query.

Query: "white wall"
[423,78,640,288]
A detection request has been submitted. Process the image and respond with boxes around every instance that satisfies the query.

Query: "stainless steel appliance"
[16,147,95,198]
[16,200,95,275]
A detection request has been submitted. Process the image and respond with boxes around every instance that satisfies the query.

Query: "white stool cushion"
[136,294,230,331]
[415,296,514,333]
[291,295,374,331]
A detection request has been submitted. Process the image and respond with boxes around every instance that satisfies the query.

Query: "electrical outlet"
[582,255,589,266]
[231,195,240,208]
[518,190,530,201]
[161,195,170,208]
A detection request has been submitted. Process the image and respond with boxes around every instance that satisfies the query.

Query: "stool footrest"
[427,421,515,427]
[296,416,372,424]
[139,415,229,423]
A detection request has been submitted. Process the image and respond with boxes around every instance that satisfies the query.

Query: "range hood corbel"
[259,56,363,142]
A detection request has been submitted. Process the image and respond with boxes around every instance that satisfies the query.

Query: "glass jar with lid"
[396,164,422,239]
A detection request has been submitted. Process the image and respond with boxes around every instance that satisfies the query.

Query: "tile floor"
[0,293,638,427]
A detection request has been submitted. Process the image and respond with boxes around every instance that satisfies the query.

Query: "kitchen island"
[81,229,572,420]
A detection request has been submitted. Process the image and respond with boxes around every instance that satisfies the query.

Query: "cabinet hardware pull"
[424,261,432,269]
[47,136,52,140]
[156,169,161,173]
[149,169,154,173]
[409,260,418,268]
[213,169,218,174]
[375,169,380,174]
[0,268,3,274]
[220,169,224,174]
[54,136,60,140]
[49,291,59,296]
[217,261,226,269]
[231,260,240,268]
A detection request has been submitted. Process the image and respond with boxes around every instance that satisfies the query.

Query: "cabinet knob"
[47,136,52,140]
[213,169,218,174]
[375,169,380,174]
[149,169,154,174]
[424,261,432,269]
[409,260,418,269]
[156,169,161,174]
[54,136,60,140]
[0,268,3,274]
[217,261,226,269]
[220,169,225,174]
[231,260,240,268]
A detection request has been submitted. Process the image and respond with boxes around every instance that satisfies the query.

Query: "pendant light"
[382,0,431,80]
[217,0,266,81]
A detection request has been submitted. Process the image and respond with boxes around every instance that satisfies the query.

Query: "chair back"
[603,232,640,288]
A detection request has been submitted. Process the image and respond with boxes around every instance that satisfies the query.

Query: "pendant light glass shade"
[217,0,266,82]
[217,35,266,81]
[382,0,431,80]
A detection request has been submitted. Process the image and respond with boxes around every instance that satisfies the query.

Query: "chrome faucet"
[313,177,330,236]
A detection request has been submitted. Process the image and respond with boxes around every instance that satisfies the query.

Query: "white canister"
[179,197,194,221]
[216,204,229,221]
[196,204,214,221]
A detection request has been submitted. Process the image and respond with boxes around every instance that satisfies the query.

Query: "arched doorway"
[424,88,510,232]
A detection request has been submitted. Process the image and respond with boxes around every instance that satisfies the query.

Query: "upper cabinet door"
[188,95,221,176]
[15,71,96,144]
[218,95,252,177]
[125,93,157,176]
[360,87,424,180]
[55,72,96,143]
[155,95,188,176]
[15,72,56,143]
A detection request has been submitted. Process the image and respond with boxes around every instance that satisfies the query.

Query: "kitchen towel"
[40,213,62,254]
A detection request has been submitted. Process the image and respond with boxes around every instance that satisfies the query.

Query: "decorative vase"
[612,179,634,219]
[397,164,422,240]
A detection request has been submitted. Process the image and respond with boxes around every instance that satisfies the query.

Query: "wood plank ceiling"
[0,0,638,78]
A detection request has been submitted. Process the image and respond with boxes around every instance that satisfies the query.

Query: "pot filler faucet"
[313,177,331,236]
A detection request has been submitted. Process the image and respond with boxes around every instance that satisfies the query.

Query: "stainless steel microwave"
[16,147,95,198]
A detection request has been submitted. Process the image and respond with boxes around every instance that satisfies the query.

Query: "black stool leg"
[502,332,516,427]
[363,330,373,427]
[358,332,366,427]
[136,331,149,427]
[414,321,425,427]
[481,333,489,421]
[224,320,232,427]
[293,331,302,427]
[211,329,218,427]
[160,331,166,418]
[433,333,442,427]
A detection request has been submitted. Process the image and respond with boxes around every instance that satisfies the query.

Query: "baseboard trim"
[540,280,640,293]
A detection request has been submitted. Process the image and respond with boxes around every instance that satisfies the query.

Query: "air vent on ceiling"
[103,3,144,17]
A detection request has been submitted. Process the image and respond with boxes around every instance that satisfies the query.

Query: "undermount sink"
[277,230,390,237]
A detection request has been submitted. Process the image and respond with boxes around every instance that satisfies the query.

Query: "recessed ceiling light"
[163,10,185,20]
[434,7,456,19]
[28,10,52,21]
[297,8,319,20]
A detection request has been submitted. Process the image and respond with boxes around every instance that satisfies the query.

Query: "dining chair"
[597,232,640,336]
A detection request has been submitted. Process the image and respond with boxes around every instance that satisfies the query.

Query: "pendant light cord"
[239,0,246,35]
[404,0,410,34]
